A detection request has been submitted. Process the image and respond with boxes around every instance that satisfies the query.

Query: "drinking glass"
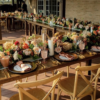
[79,41,85,54]
[41,50,48,63]
[1,56,10,68]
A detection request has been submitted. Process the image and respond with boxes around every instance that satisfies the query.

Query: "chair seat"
[58,76,93,97]
[10,88,50,100]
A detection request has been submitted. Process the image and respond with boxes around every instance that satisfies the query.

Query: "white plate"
[59,56,71,61]
[14,64,32,71]
[91,48,100,52]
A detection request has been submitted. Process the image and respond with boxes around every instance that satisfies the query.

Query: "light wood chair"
[91,67,100,81]
[10,71,63,100]
[57,64,100,100]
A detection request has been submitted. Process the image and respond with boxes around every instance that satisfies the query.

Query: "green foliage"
[33,55,40,60]
[18,54,22,60]
[0,46,3,52]
[62,36,67,42]
[5,49,10,52]
[10,50,15,55]
[28,36,33,40]
[85,46,88,50]
[37,42,43,47]
[29,44,34,50]
[32,34,35,38]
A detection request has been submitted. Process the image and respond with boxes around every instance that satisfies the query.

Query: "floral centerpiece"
[0,35,48,63]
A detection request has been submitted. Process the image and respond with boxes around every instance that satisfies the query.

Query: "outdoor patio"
[1,29,100,100]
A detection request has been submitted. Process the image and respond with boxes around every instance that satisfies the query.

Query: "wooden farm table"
[0,16,9,32]
[27,20,55,36]
[56,27,81,33]
[0,52,100,99]
[11,17,55,36]
[13,17,28,35]
[0,16,6,19]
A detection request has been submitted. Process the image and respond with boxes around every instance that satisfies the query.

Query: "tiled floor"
[1,29,100,100]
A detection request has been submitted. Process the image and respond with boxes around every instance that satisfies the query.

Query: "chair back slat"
[73,65,100,98]
[73,70,79,98]
[42,78,60,100]
[76,64,100,71]
[15,71,63,88]
[19,87,38,100]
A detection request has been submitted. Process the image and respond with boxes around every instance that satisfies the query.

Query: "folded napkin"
[91,46,100,52]
[21,64,31,72]
[59,52,74,60]
[59,56,70,60]
[16,61,31,72]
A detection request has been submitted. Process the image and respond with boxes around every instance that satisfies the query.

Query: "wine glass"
[41,50,48,63]
[79,41,85,54]
[1,56,10,68]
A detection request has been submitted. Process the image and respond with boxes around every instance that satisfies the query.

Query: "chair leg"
[74,98,77,100]
[0,85,2,100]
[56,87,61,100]
[35,75,38,88]
[79,63,81,66]
[25,77,28,82]
[17,79,22,83]
[35,75,38,80]
[93,90,96,100]
[90,94,94,100]
[52,71,54,76]
[45,72,46,76]
[45,70,55,77]
[70,96,73,100]
[67,66,69,78]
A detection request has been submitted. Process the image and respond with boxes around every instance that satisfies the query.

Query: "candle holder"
[41,28,47,43]
[48,38,54,56]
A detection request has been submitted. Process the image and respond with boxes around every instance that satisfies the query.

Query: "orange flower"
[7,51,10,55]
[23,43,29,49]
[4,51,10,55]
[98,26,100,30]
[93,31,97,35]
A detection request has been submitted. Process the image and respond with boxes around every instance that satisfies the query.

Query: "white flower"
[25,41,29,45]
[82,31,91,38]
[67,32,71,37]
[36,38,42,44]
[3,42,13,50]
[0,51,4,57]
[13,51,18,60]
[33,47,41,55]
[23,49,32,56]
[11,44,18,50]
[79,24,83,29]
[85,26,89,30]
[31,40,37,46]
[71,35,79,40]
